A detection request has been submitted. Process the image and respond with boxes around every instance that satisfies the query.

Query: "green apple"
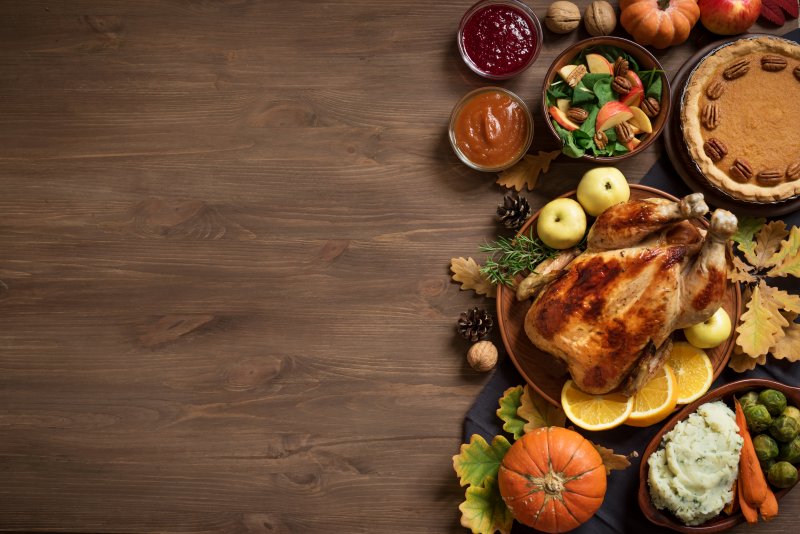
[536,198,587,249]
[684,307,732,349]
[576,167,630,216]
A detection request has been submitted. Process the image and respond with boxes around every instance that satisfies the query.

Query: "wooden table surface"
[1,1,797,532]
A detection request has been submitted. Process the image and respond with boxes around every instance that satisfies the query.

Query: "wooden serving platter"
[663,35,800,217]
[496,184,742,408]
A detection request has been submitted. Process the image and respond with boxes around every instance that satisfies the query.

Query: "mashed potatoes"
[648,401,743,526]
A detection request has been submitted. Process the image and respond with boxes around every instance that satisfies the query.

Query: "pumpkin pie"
[681,36,800,203]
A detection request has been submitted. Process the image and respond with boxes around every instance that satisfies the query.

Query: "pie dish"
[681,36,800,203]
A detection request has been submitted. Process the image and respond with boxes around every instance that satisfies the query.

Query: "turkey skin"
[519,194,736,396]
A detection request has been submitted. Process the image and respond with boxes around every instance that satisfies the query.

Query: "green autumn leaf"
[459,476,514,534]
[731,217,765,261]
[496,386,526,440]
[453,434,512,488]
[519,385,566,433]
[767,226,800,278]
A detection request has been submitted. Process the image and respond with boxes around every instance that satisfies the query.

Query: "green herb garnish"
[479,228,559,287]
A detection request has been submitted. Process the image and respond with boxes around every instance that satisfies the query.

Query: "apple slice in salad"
[546,45,664,158]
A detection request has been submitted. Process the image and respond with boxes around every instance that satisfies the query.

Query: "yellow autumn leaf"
[735,282,785,358]
[772,318,800,362]
[451,257,496,298]
[518,384,565,433]
[728,256,756,284]
[767,226,800,277]
[729,343,767,372]
[751,220,788,268]
[496,151,559,191]
[760,283,800,315]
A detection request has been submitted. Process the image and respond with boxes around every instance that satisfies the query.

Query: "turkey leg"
[587,193,708,251]
[676,209,738,328]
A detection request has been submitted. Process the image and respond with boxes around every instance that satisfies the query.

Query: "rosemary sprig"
[479,228,560,287]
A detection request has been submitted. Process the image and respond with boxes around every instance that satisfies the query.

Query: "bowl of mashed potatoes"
[638,378,800,533]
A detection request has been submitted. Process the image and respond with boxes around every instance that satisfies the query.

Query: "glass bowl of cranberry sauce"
[457,0,543,80]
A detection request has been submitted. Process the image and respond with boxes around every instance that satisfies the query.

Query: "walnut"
[545,1,581,34]
[584,1,616,37]
[467,341,498,372]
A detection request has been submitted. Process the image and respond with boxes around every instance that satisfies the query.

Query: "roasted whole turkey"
[516,194,737,396]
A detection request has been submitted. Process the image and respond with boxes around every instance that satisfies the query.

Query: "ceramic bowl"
[638,378,800,533]
[541,36,670,162]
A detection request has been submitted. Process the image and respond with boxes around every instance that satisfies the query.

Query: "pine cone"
[457,307,493,342]
[496,190,531,230]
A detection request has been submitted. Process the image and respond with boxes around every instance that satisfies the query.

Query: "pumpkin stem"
[657,0,671,9]
[543,471,565,495]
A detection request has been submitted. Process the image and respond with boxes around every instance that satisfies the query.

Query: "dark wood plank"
[0,1,796,532]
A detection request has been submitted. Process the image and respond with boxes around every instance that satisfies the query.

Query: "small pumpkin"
[619,0,700,49]
[498,427,606,533]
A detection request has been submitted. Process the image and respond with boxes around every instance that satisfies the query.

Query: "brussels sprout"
[753,434,780,462]
[744,404,773,433]
[739,390,760,409]
[759,389,788,417]
[783,405,800,427]
[768,461,798,489]
[761,459,776,472]
[770,414,800,443]
[780,436,800,464]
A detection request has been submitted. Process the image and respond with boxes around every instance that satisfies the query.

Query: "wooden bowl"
[638,378,800,533]
[541,36,671,162]
[496,184,741,407]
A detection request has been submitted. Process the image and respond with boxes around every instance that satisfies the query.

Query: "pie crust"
[681,36,800,202]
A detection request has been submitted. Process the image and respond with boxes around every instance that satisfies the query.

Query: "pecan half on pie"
[681,36,800,202]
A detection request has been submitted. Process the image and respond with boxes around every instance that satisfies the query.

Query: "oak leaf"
[760,283,800,315]
[453,434,512,488]
[496,386,526,440]
[496,151,560,191]
[729,343,767,373]
[458,477,514,534]
[767,226,800,278]
[451,257,496,298]
[518,384,566,433]
[731,217,765,260]
[771,315,800,362]
[751,221,788,268]
[735,281,785,358]
[592,443,636,474]
[728,256,757,284]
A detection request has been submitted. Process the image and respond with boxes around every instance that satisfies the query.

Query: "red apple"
[624,136,642,152]
[629,106,653,134]
[620,87,644,108]
[625,71,644,93]
[548,106,580,131]
[596,101,634,132]
[586,53,613,75]
[698,0,761,35]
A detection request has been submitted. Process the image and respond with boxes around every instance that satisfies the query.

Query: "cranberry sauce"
[460,3,537,78]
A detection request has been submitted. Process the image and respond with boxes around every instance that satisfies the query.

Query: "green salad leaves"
[546,45,664,159]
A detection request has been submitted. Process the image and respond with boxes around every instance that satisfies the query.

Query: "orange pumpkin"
[497,427,606,534]
[620,0,700,49]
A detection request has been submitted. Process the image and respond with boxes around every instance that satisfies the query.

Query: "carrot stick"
[759,487,779,521]
[723,479,739,515]
[739,476,758,524]
[734,399,769,508]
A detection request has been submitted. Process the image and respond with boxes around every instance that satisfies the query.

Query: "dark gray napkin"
[463,88,800,534]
